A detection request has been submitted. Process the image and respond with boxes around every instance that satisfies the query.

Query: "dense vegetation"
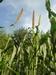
[0,0,56,75]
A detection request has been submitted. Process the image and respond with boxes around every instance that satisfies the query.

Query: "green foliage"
[0,31,9,49]
[0,28,56,75]
[13,28,27,47]
[45,0,51,12]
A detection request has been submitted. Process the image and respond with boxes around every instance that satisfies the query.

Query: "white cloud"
[51,4,56,12]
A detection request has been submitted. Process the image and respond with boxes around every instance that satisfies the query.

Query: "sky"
[0,0,56,33]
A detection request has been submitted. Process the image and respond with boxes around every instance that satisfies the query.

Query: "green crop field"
[0,0,56,75]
